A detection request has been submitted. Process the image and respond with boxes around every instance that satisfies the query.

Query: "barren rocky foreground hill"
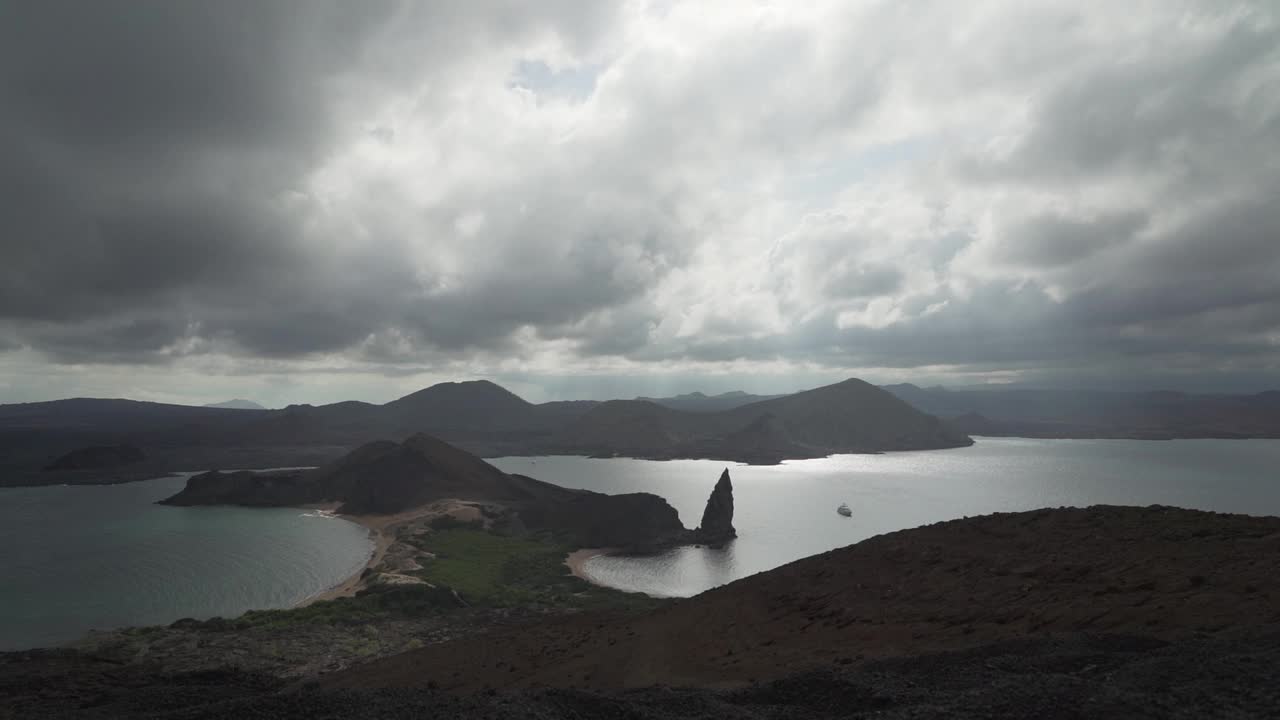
[329,505,1280,692]
[5,504,1280,718]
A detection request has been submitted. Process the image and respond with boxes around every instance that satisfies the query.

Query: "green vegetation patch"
[410,528,663,611]
[167,529,664,634]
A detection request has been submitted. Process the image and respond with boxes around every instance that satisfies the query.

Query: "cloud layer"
[1,1,1277,404]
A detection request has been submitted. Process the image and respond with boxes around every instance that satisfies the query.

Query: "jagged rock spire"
[697,468,736,544]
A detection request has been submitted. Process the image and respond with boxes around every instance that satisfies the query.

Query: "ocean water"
[491,437,1280,598]
[0,473,373,651]
[4,438,1278,651]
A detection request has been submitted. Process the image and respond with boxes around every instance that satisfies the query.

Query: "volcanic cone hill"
[548,378,972,462]
[159,433,710,550]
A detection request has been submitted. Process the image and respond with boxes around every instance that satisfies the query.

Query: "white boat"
[837,503,852,517]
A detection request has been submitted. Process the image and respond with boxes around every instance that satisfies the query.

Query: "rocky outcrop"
[158,470,312,507]
[515,485,688,552]
[694,468,736,545]
[44,444,144,471]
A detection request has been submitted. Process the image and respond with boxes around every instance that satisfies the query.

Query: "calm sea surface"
[0,473,373,650]
[4,438,1278,650]
[491,437,1280,598]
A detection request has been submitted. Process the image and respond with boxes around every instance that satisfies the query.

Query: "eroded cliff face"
[695,468,736,545]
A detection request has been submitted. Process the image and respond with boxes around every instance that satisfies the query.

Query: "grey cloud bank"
[0,1,1277,406]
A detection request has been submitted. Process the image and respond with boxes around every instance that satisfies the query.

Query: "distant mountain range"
[634,390,786,413]
[568,378,970,462]
[4,377,1278,487]
[0,378,969,485]
[879,383,1280,439]
[203,399,267,410]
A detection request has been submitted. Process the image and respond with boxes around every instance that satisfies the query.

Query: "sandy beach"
[297,511,619,607]
[294,500,522,606]
[294,503,443,607]
[564,547,616,585]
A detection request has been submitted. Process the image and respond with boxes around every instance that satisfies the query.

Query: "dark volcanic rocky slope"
[329,505,1280,692]
[9,629,1280,719]
[6,505,1280,719]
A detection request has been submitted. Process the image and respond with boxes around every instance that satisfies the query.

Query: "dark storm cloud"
[0,1,1277,397]
[959,11,1279,187]
[20,316,192,364]
[995,210,1147,268]
[0,3,347,150]
[0,1,384,357]
[0,1,641,363]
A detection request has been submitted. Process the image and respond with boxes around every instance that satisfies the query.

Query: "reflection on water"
[492,437,1280,597]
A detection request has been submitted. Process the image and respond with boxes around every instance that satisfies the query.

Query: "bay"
[0,473,372,651]
[492,437,1280,597]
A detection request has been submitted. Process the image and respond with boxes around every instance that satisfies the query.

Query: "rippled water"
[0,474,373,650]
[492,438,1280,598]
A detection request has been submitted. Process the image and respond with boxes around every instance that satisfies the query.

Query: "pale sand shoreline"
[296,508,620,607]
[293,503,446,607]
[564,547,618,586]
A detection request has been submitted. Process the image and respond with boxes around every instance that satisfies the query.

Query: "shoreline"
[564,547,617,587]
[292,500,511,607]
[293,521,384,607]
[295,499,634,604]
[299,521,623,608]
[293,503,440,607]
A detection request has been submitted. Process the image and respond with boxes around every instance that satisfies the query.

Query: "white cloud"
[1,0,1278,402]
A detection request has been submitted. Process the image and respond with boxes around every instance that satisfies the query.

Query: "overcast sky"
[1,1,1278,406]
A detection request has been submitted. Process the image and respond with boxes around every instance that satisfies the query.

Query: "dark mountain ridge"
[548,378,972,462]
[16,375,1276,485]
[204,399,267,410]
[0,378,971,484]
[636,390,787,412]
